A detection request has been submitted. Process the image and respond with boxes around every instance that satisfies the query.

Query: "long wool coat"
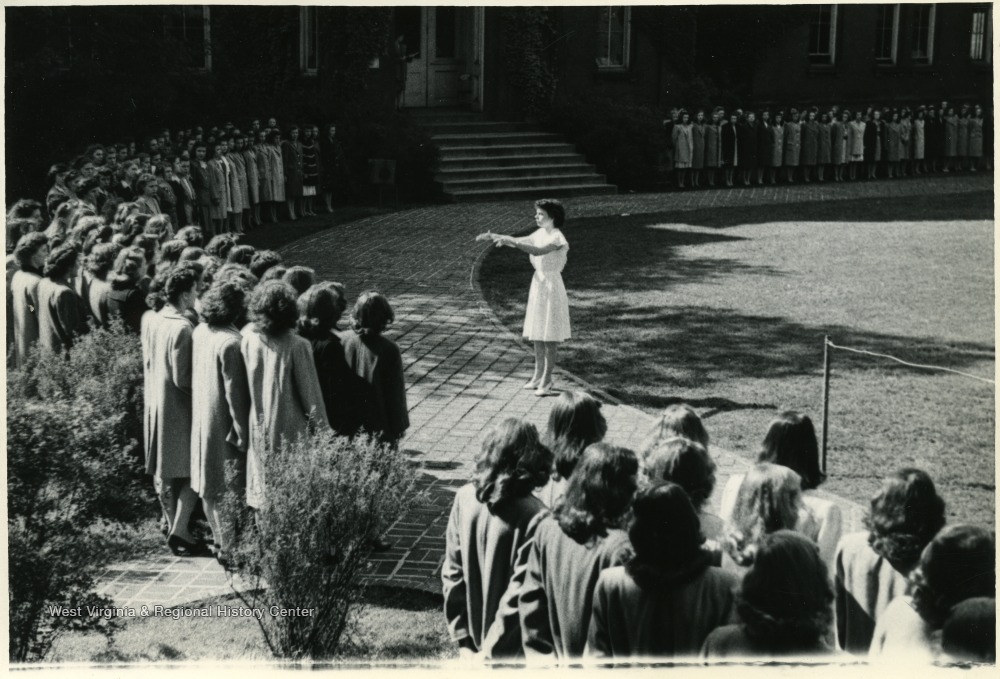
[240,327,328,509]
[141,307,194,479]
[191,324,251,500]
[255,145,273,202]
[783,120,802,166]
[800,120,820,166]
[585,563,739,659]
[267,145,286,202]
[225,155,245,214]
[831,120,848,164]
[690,123,706,169]
[736,121,758,169]
[885,122,902,162]
[443,485,548,652]
[848,120,866,160]
[834,531,911,654]
[208,158,231,220]
[37,277,85,355]
[968,117,984,157]
[944,114,959,156]
[899,119,911,160]
[720,122,737,167]
[10,267,43,368]
[863,120,884,163]
[672,124,694,168]
[957,116,970,156]
[818,122,832,164]
[912,119,926,160]
[704,124,721,168]
[282,140,304,198]
[338,330,410,444]
[769,124,784,166]
[243,149,260,204]
[757,121,773,168]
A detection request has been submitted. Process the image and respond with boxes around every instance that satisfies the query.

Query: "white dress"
[522,227,571,342]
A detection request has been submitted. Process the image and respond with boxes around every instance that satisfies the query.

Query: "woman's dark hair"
[249,281,299,336]
[174,225,204,248]
[282,265,316,296]
[48,163,69,183]
[14,232,49,269]
[6,219,35,254]
[266,130,281,144]
[226,244,256,266]
[941,597,996,663]
[554,443,639,545]
[351,290,394,335]
[909,525,995,629]
[249,249,283,279]
[44,244,79,280]
[109,246,146,290]
[7,199,42,221]
[724,463,804,567]
[865,468,946,573]
[205,233,239,259]
[645,437,717,511]
[625,481,710,590]
[640,404,710,459]
[132,232,158,266]
[736,530,834,652]
[135,174,156,195]
[200,280,247,327]
[164,262,201,305]
[179,246,205,263]
[534,198,565,228]
[545,390,608,480]
[214,263,259,292]
[86,242,122,280]
[260,265,288,283]
[297,283,346,339]
[157,239,188,268]
[758,411,824,490]
[472,418,551,507]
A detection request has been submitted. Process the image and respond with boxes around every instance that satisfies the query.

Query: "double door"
[399,7,482,109]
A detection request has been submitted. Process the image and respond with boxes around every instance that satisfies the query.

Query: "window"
[596,7,630,69]
[970,7,991,62]
[435,7,457,59]
[164,6,211,71]
[300,7,319,74]
[808,5,838,64]
[910,4,936,64]
[875,4,900,63]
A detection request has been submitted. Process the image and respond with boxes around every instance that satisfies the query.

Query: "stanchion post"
[821,335,831,475]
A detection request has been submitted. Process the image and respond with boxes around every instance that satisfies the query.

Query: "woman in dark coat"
[924,106,943,173]
[720,110,738,187]
[320,123,349,214]
[863,110,884,179]
[884,110,902,178]
[301,124,320,217]
[297,282,354,437]
[736,111,758,186]
[690,110,706,189]
[703,108,722,188]
[107,246,150,335]
[10,233,49,368]
[282,125,304,221]
[800,108,820,182]
[783,108,802,182]
[943,106,959,172]
[756,110,772,186]
[817,112,832,182]
[831,110,848,182]
[37,244,87,355]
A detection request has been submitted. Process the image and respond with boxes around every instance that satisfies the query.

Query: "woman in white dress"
[485,199,570,396]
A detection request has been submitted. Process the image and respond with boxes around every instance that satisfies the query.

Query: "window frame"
[807,4,838,66]
[969,6,991,63]
[874,4,900,64]
[300,6,319,76]
[595,6,631,71]
[910,3,936,65]
[163,5,211,72]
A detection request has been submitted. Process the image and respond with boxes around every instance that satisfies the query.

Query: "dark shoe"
[168,534,209,557]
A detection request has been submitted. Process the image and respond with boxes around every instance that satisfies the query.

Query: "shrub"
[221,429,420,659]
[545,94,668,192]
[8,322,153,661]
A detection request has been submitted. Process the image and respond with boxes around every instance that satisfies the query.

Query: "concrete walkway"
[96,174,991,605]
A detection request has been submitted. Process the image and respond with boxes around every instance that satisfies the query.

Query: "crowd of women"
[664,101,992,189]
[34,118,351,243]
[7,188,408,562]
[445,398,995,663]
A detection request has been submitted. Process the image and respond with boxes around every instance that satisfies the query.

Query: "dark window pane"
[435,7,455,58]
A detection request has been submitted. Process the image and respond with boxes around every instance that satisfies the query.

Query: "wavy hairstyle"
[350,290,394,336]
[249,281,299,336]
[865,467,946,574]
[644,437,716,511]
[908,525,995,629]
[472,418,552,507]
[639,404,709,460]
[724,463,805,567]
[200,280,247,327]
[43,244,79,280]
[249,249,283,279]
[554,443,638,545]
[283,265,316,296]
[297,283,347,340]
[86,242,122,280]
[109,246,146,290]
[736,530,834,652]
[545,390,607,480]
[758,411,824,490]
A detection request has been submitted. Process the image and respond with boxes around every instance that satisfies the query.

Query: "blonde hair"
[724,463,806,567]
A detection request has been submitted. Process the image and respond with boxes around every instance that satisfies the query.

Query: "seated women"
[586,481,738,659]
[534,390,607,508]
[702,530,837,660]
[870,525,995,662]
[835,468,945,653]
[645,437,724,546]
[639,403,710,460]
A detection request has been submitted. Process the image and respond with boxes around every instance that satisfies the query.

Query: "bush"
[545,94,668,192]
[221,429,420,659]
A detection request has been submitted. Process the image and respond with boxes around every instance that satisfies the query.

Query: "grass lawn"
[480,191,995,527]
[46,586,455,663]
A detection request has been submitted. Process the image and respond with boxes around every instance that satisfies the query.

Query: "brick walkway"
[96,174,991,605]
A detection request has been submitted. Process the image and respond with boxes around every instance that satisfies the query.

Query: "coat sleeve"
[292,338,331,430]
[169,323,193,394]
[442,495,470,645]
[816,502,843,568]
[222,339,252,452]
[584,574,612,658]
[519,530,555,658]
[383,342,410,439]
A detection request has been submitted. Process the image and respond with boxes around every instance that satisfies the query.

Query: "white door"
[400,7,482,109]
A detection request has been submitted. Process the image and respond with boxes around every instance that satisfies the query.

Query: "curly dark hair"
[200,280,247,327]
[639,404,710,460]
[282,265,316,296]
[205,234,239,260]
[534,198,566,227]
[865,468,946,573]
[297,283,346,340]
[14,232,48,269]
[351,290,394,336]
[472,418,552,507]
[249,249,283,279]
[908,525,995,629]
[645,437,716,511]
[249,281,299,336]
[164,262,201,305]
[554,443,638,545]
[736,530,834,652]
[86,242,122,280]
[174,225,204,248]
[260,265,288,283]
[545,390,607,480]
[43,244,79,280]
[226,244,256,267]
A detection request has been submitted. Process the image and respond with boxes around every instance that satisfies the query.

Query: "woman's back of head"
[296,283,346,340]
[545,390,607,480]
[473,418,551,508]
[351,290,394,336]
[626,481,708,589]
[910,525,995,628]
[866,467,946,573]
[555,442,638,545]
[645,437,716,512]
[725,462,804,567]
[640,404,709,460]
[758,411,823,490]
[249,280,299,337]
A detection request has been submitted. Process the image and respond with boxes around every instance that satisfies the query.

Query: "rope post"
[821,335,831,475]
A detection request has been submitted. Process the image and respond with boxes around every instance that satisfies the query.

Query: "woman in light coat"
[240,281,329,510]
[282,125,304,220]
[242,134,261,228]
[767,111,784,185]
[191,280,252,562]
[847,110,866,180]
[10,233,49,368]
[208,141,232,234]
[912,109,926,174]
[672,110,694,189]
[266,130,286,223]
[968,104,984,171]
[783,108,802,182]
[831,110,849,181]
[255,131,274,221]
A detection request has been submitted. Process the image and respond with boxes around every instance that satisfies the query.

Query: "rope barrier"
[825,340,995,385]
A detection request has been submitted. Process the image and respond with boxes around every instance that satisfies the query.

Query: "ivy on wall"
[500,7,557,120]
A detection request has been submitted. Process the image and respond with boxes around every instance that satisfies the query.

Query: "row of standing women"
[665,103,991,188]
[445,398,995,662]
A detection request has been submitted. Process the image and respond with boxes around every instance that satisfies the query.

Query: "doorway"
[394,7,484,109]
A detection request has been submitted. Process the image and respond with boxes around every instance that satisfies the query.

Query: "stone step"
[421,121,538,135]
[436,163,598,182]
[438,153,587,170]
[449,183,618,202]
[432,132,565,148]
[439,143,578,158]
[439,173,609,193]
[405,108,480,122]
